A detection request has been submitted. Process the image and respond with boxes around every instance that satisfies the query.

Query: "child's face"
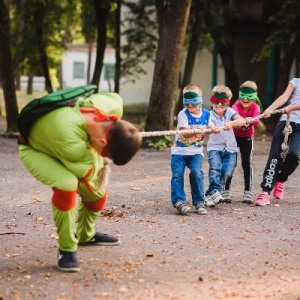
[211,102,227,116]
[185,103,200,114]
[239,98,254,110]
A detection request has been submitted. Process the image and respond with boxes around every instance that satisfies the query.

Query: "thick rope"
[140,127,214,138]
[140,109,283,138]
[281,113,292,162]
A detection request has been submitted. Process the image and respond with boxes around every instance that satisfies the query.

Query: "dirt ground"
[0,135,300,300]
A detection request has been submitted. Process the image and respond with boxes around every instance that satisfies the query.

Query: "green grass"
[0,89,47,116]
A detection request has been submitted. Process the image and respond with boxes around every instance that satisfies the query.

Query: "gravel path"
[0,136,300,300]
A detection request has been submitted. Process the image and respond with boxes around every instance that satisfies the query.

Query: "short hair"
[183,83,202,95]
[108,120,142,165]
[240,80,258,91]
[211,85,233,99]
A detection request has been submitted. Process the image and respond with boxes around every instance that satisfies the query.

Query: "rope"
[281,113,292,162]
[253,109,283,121]
[140,127,220,138]
[140,109,283,138]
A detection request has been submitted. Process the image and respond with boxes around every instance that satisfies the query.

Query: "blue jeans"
[206,150,237,196]
[171,154,204,206]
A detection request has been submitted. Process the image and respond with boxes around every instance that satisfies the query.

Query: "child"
[222,81,261,204]
[19,92,142,272]
[170,83,211,215]
[205,85,246,207]
[254,77,300,206]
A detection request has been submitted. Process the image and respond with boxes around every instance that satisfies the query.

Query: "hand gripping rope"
[139,109,283,138]
[140,109,291,161]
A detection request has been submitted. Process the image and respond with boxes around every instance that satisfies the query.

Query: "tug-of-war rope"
[140,109,292,161]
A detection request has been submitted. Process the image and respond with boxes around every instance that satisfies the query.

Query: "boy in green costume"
[19,92,142,272]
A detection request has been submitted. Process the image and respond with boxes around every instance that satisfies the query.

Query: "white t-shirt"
[280,78,300,123]
[171,108,210,156]
[207,107,239,153]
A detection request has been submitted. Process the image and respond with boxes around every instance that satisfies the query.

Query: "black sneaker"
[85,232,120,246]
[57,249,80,272]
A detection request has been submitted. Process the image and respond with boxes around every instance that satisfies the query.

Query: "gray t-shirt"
[207,107,239,153]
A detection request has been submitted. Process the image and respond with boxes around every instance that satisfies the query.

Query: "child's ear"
[99,137,108,146]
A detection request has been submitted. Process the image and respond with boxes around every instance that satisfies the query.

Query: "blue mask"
[183,92,203,106]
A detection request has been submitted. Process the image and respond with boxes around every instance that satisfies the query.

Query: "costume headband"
[210,92,230,106]
[183,91,203,106]
[239,87,263,112]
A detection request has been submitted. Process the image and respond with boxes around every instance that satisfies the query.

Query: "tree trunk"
[174,2,204,116]
[27,71,33,94]
[114,0,121,93]
[145,0,192,134]
[91,0,109,91]
[34,2,52,93]
[217,44,239,104]
[87,42,93,84]
[0,0,19,133]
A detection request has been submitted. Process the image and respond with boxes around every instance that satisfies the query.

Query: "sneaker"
[273,182,284,199]
[211,191,223,205]
[175,202,191,215]
[85,232,120,246]
[221,190,232,203]
[254,192,270,206]
[58,250,80,272]
[243,190,253,204]
[195,204,208,215]
[204,195,215,207]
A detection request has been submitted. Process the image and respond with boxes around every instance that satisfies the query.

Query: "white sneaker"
[211,191,223,205]
[175,202,191,215]
[204,195,215,207]
[221,190,232,203]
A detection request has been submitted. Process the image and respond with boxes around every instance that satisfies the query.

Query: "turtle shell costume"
[19,93,122,252]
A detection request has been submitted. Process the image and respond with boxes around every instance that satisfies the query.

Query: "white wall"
[61,44,116,92]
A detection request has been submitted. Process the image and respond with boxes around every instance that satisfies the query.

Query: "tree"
[144,0,192,133]
[253,0,300,97]
[0,0,19,133]
[174,0,206,116]
[204,0,239,102]
[121,0,158,83]
[90,0,110,90]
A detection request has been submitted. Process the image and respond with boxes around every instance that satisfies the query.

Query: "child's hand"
[213,127,222,134]
[262,109,272,118]
[245,117,254,125]
[281,106,295,114]
[223,122,232,131]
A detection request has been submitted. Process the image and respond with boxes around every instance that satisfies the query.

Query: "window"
[73,62,85,79]
[104,64,115,80]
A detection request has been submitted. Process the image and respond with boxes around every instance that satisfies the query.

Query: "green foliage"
[146,136,174,151]
[121,0,158,82]
[252,0,300,62]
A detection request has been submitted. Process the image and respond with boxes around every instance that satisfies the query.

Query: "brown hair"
[183,83,202,95]
[211,85,233,99]
[239,80,258,91]
[108,120,142,165]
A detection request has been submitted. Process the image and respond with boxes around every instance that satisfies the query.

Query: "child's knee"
[82,194,107,212]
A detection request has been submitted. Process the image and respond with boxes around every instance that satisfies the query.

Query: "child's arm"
[223,115,246,130]
[281,104,300,114]
[263,82,295,118]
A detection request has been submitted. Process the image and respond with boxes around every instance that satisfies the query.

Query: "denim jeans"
[171,154,204,206]
[206,150,237,196]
